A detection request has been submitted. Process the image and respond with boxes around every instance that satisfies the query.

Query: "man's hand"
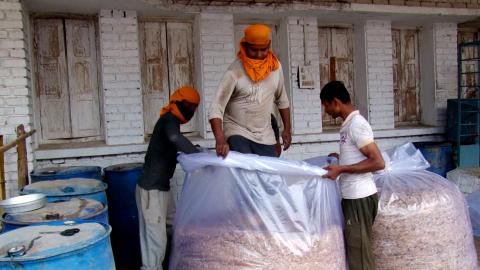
[274,142,282,157]
[322,165,343,180]
[282,129,292,150]
[328,152,339,160]
[215,138,230,158]
[210,118,230,158]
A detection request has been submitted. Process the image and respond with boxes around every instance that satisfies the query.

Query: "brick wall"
[365,20,395,130]
[352,0,479,8]
[196,13,235,137]
[287,17,322,134]
[434,23,458,126]
[99,10,144,145]
[153,0,480,9]
[0,0,33,197]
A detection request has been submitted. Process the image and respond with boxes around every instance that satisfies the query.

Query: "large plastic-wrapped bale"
[170,152,346,270]
[467,191,480,261]
[372,143,478,270]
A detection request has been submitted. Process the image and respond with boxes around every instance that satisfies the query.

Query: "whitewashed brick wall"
[99,10,144,145]
[434,23,457,126]
[365,20,395,130]
[287,17,322,134]
[0,0,33,197]
[197,13,235,138]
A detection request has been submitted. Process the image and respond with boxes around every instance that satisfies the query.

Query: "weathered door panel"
[319,26,354,129]
[392,29,421,125]
[65,19,101,137]
[139,22,169,134]
[166,22,196,133]
[34,19,71,140]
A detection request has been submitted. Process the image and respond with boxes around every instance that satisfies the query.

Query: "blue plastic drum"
[104,163,143,269]
[30,166,102,183]
[0,222,115,269]
[413,142,454,177]
[1,198,108,232]
[21,179,108,205]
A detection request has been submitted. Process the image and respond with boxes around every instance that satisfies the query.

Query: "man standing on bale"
[136,86,200,270]
[320,81,385,270]
[208,24,292,158]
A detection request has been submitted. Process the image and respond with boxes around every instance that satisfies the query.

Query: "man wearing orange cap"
[209,24,292,158]
[136,86,200,270]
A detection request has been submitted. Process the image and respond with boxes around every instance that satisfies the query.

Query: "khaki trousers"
[136,186,176,270]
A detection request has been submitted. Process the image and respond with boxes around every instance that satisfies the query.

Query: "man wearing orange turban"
[208,24,292,158]
[136,86,200,270]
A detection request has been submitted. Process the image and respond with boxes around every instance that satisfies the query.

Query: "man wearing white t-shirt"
[320,81,385,270]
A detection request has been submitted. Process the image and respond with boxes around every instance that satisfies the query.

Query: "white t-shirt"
[338,110,377,199]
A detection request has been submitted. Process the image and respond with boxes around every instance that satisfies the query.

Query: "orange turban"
[160,86,200,124]
[241,24,271,46]
[238,24,280,82]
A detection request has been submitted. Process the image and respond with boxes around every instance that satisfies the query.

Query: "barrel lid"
[31,166,101,176]
[104,163,143,172]
[3,198,104,224]
[22,179,107,196]
[0,222,109,261]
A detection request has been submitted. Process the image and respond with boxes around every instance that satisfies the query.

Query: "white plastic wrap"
[467,191,480,237]
[373,143,478,270]
[171,151,346,270]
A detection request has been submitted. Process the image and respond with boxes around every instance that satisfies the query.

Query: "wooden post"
[0,135,5,200]
[16,125,28,190]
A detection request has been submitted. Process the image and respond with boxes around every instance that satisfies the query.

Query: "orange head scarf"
[160,86,200,124]
[237,24,280,83]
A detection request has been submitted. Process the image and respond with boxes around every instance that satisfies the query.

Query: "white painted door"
[34,19,71,140]
[139,21,196,135]
[65,19,101,137]
[318,26,354,129]
[166,22,196,133]
[139,22,169,134]
[392,29,421,125]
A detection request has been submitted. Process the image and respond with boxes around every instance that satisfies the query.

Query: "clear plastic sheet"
[170,151,346,270]
[467,191,480,237]
[372,143,478,269]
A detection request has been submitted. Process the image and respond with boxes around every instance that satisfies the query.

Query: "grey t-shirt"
[138,112,199,191]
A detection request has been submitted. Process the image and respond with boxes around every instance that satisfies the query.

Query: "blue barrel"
[0,221,115,269]
[30,166,102,183]
[413,142,455,177]
[1,198,109,232]
[21,179,108,205]
[104,163,142,269]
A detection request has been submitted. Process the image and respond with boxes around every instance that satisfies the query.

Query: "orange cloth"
[238,24,280,82]
[160,86,200,124]
[238,44,280,83]
[242,24,271,46]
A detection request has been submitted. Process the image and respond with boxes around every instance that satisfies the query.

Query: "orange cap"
[242,24,271,46]
[169,86,200,105]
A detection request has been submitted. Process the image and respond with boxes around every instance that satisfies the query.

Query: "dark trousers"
[227,135,276,157]
[342,193,379,270]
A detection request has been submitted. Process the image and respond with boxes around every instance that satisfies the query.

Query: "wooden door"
[139,22,169,134]
[140,21,196,135]
[166,22,196,133]
[392,29,421,125]
[34,19,71,140]
[318,26,354,129]
[65,19,101,137]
